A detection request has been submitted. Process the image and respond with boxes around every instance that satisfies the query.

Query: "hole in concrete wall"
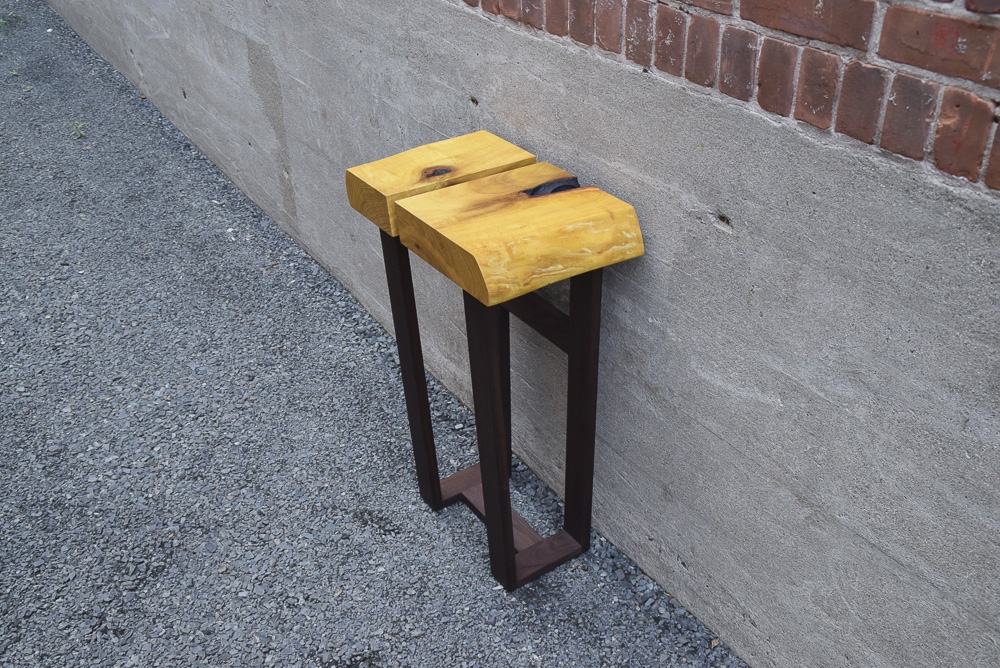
[712,212,734,235]
[469,95,479,106]
[182,88,187,100]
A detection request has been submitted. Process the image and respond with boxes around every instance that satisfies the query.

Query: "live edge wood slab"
[345,131,644,590]
[396,160,643,306]
[345,130,536,237]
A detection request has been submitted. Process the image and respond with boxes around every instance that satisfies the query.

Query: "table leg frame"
[381,228,603,590]
[380,231,443,511]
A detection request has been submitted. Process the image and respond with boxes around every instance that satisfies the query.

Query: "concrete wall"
[45,0,1000,665]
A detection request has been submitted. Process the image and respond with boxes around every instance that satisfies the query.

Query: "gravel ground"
[0,2,750,667]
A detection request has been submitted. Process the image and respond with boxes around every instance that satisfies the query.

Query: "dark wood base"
[379,229,603,591]
[440,465,585,589]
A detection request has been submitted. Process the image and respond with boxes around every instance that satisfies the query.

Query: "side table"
[346,132,643,589]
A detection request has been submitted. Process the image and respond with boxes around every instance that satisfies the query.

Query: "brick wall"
[463,0,1000,191]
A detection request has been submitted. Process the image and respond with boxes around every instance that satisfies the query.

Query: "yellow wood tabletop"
[395,161,644,306]
[345,131,536,237]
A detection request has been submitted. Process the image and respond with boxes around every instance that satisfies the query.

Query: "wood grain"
[345,131,536,236]
[395,161,644,306]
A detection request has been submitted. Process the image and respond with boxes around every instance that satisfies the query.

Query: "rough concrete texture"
[41,0,1000,665]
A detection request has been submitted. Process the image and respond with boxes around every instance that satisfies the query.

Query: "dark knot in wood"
[423,167,452,178]
[521,177,580,197]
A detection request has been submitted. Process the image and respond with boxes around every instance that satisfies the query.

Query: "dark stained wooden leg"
[464,292,517,589]
[563,269,603,550]
[380,230,443,511]
[499,309,512,480]
[382,251,603,589]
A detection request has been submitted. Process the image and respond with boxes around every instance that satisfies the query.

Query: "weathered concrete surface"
[44,0,1000,665]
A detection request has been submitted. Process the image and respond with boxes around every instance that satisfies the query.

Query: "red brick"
[756,38,798,116]
[482,0,501,14]
[679,0,734,15]
[985,125,1000,190]
[966,0,1000,14]
[795,47,840,130]
[880,74,939,160]
[498,0,521,19]
[685,14,720,87]
[741,0,875,50]
[719,27,758,101]
[933,87,995,181]
[835,62,888,144]
[596,0,624,53]
[879,7,1000,90]
[523,0,545,28]
[547,0,569,35]
[654,5,687,76]
[570,0,596,44]
[625,0,654,66]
